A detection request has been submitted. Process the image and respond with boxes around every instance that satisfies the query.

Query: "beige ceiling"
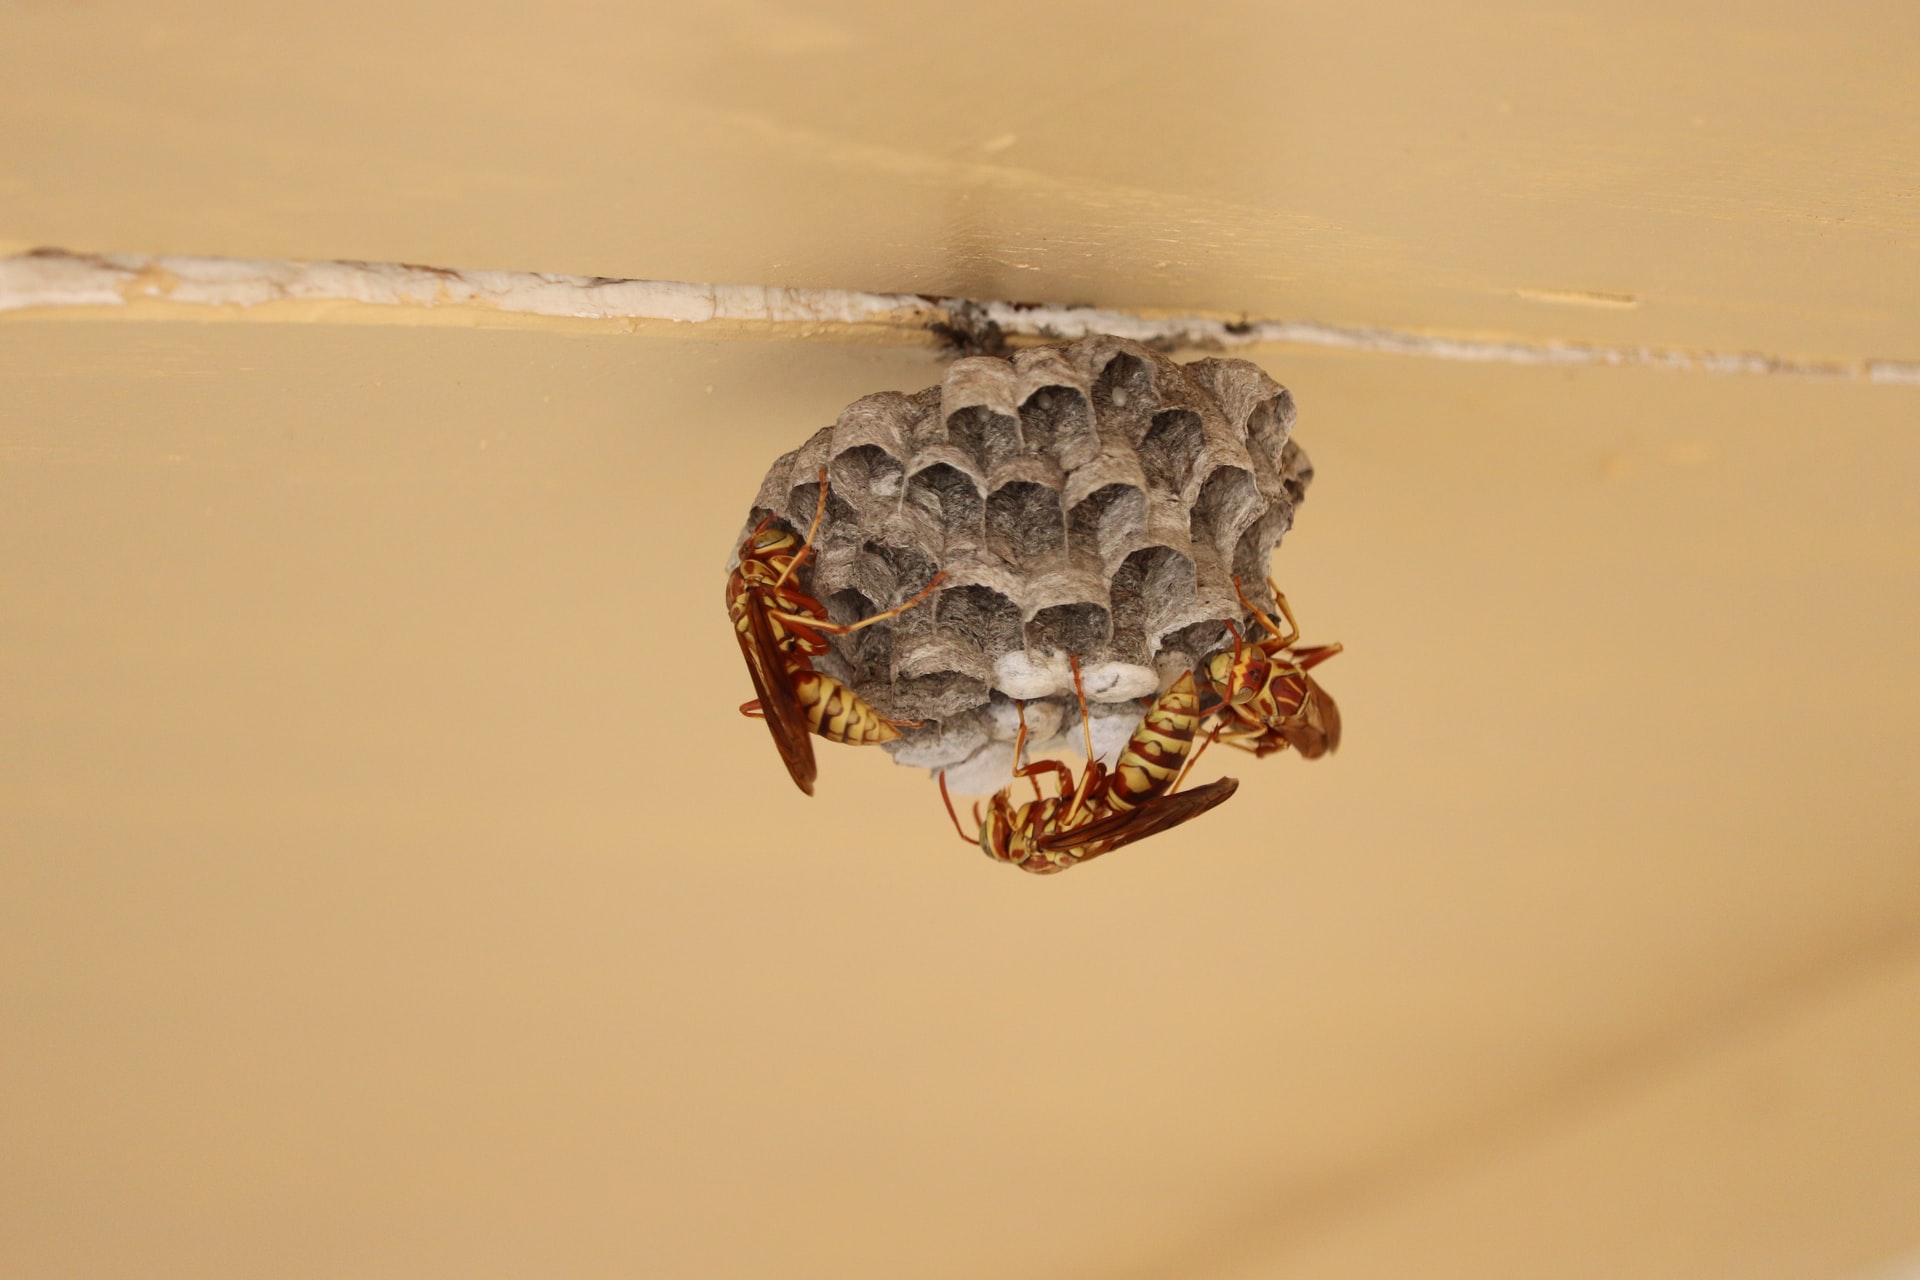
[3,3,1919,1279]
[4,0,1918,358]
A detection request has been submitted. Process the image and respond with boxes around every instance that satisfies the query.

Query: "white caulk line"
[5,248,1918,387]
[0,249,932,326]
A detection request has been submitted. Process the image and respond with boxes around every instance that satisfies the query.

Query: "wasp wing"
[1035,776,1240,857]
[1308,676,1342,754]
[1285,676,1341,759]
[735,594,818,795]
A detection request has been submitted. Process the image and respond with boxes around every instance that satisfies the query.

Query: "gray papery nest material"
[734,336,1313,794]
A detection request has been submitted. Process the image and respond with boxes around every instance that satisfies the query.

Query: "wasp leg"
[939,772,980,846]
[1055,654,1109,824]
[1171,714,1225,795]
[1003,700,1077,801]
[1291,642,1344,672]
[1068,654,1098,762]
[780,572,949,637]
[1217,723,1285,756]
[1233,575,1299,649]
[772,468,831,591]
[1264,577,1306,643]
[1015,758,1080,800]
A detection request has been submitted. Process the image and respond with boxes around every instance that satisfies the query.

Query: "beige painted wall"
[3,3,1919,1278]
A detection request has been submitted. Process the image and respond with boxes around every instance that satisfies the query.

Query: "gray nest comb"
[736,335,1313,793]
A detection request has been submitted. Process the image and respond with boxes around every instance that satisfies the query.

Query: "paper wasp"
[1198,577,1343,760]
[939,659,1240,875]
[729,471,945,795]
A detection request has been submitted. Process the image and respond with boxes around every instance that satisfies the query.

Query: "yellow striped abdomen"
[789,670,901,745]
[1108,671,1200,812]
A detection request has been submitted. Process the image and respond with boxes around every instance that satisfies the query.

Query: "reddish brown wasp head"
[1231,649,1273,705]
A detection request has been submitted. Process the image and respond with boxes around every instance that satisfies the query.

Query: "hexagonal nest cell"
[733,335,1314,794]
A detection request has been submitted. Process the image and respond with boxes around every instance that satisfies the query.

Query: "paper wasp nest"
[738,336,1313,794]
